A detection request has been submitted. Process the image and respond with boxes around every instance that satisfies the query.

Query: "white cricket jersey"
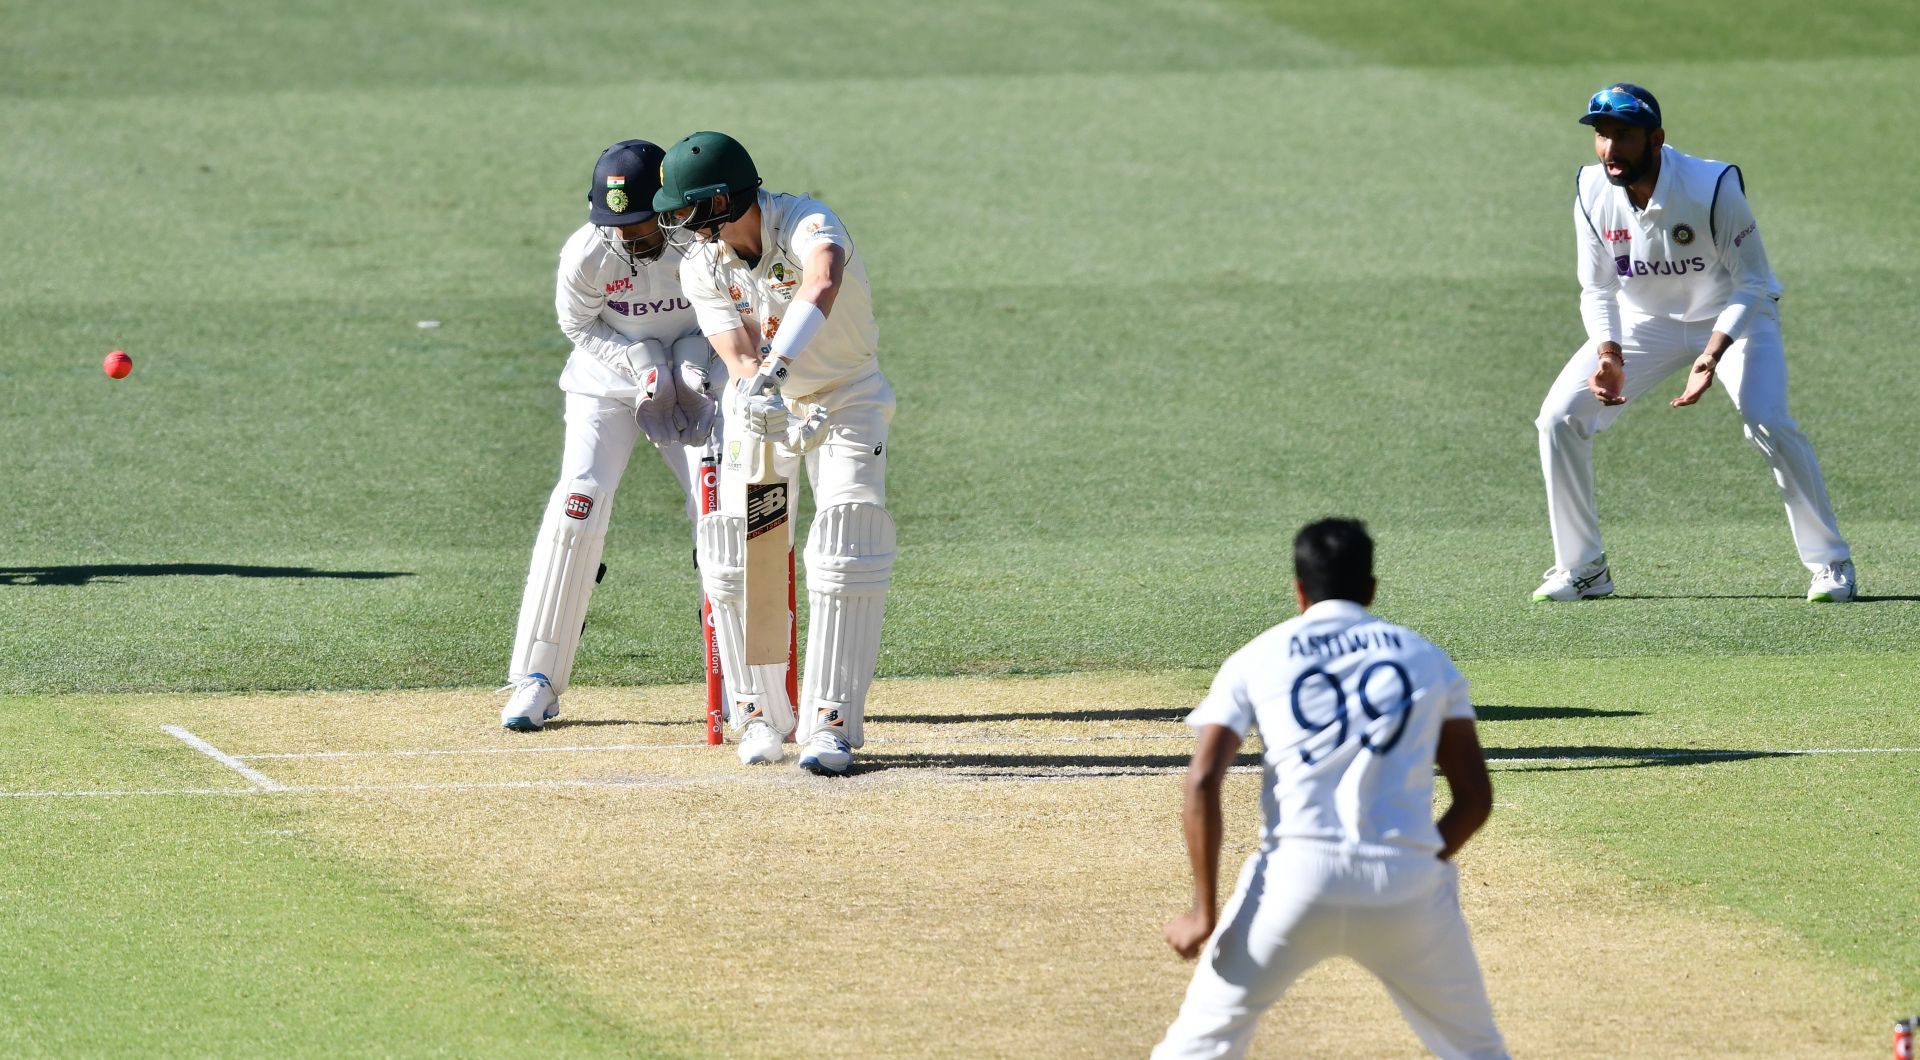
[1575,144,1783,346]
[679,190,880,399]
[553,223,703,399]
[1187,600,1476,859]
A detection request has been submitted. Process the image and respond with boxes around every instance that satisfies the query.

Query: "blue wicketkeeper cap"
[1579,83,1661,130]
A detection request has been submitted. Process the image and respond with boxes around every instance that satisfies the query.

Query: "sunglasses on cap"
[1581,86,1661,128]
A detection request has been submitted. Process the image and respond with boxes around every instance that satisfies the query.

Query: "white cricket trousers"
[555,389,711,539]
[1535,304,1848,573]
[1154,842,1507,1060]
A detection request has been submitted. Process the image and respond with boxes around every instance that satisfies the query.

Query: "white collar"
[1300,599,1372,621]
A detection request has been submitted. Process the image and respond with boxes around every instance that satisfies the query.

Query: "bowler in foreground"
[1155,518,1507,1060]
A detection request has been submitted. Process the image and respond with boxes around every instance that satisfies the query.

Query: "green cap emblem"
[606,188,630,213]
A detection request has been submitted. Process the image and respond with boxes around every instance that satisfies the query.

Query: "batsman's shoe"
[737,719,785,766]
[1532,560,1613,602]
[499,673,560,732]
[798,729,853,777]
[1807,560,1856,603]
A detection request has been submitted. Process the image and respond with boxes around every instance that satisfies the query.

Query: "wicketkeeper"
[500,139,725,731]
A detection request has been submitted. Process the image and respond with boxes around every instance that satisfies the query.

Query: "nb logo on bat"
[745,484,789,539]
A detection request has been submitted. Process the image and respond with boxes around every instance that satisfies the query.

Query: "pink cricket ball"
[104,350,133,379]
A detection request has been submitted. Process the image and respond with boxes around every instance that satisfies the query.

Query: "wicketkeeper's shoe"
[499,673,560,732]
[1807,560,1856,603]
[1532,559,1614,602]
[737,719,785,766]
[798,729,853,777]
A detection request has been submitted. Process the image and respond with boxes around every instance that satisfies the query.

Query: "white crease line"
[236,732,1194,760]
[0,787,258,799]
[240,742,712,760]
[1486,747,1920,763]
[162,725,286,791]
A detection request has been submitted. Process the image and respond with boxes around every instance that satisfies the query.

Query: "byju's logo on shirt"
[607,297,691,317]
[1617,256,1708,278]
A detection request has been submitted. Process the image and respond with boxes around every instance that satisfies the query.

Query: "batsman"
[656,132,896,776]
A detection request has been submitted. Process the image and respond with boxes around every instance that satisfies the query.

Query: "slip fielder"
[1534,83,1853,603]
[1156,519,1507,1060]
[500,139,725,731]
[655,132,895,776]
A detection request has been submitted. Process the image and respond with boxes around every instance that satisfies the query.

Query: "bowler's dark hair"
[1293,517,1374,604]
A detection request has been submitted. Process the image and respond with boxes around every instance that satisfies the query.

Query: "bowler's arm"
[1434,718,1493,860]
[1165,723,1241,959]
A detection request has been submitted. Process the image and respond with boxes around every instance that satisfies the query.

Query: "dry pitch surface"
[26,673,1894,1057]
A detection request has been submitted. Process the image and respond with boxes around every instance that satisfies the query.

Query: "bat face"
[743,445,791,665]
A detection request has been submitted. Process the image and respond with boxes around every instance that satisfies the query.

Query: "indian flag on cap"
[606,174,627,188]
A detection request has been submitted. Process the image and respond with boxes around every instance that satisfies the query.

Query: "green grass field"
[4,1,1917,1055]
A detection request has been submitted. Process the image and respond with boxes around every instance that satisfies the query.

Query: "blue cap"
[588,140,665,226]
[1579,83,1661,130]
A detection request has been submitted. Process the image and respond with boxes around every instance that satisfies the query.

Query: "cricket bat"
[742,390,792,665]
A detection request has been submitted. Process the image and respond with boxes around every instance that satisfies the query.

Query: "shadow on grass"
[541,718,650,729]
[1613,593,1920,602]
[1476,704,1642,721]
[853,743,1792,777]
[852,750,1261,775]
[1609,593,1801,601]
[1486,745,1790,772]
[0,564,413,586]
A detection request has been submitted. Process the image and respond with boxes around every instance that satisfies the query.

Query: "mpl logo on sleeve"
[565,493,594,520]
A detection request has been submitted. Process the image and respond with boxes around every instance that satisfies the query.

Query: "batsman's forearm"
[1182,777,1224,912]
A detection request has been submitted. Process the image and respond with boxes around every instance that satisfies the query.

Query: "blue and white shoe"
[737,719,785,766]
[500,673,560,732]
[798,729,852,776]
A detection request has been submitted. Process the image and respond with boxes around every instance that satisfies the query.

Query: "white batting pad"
[797,502,896,748]
[509,479,612,696]
[699,513,794,736]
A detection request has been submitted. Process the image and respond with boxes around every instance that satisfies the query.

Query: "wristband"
[766,298,826,364]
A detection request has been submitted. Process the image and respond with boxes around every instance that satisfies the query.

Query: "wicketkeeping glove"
[671,360,717,445]
[633,363,683,446]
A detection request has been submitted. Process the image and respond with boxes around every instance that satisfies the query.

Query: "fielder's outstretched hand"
[1164,908,1215,961]
[1671,352,1717,407]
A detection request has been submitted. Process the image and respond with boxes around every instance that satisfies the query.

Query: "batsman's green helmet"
[653,131,762,212]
